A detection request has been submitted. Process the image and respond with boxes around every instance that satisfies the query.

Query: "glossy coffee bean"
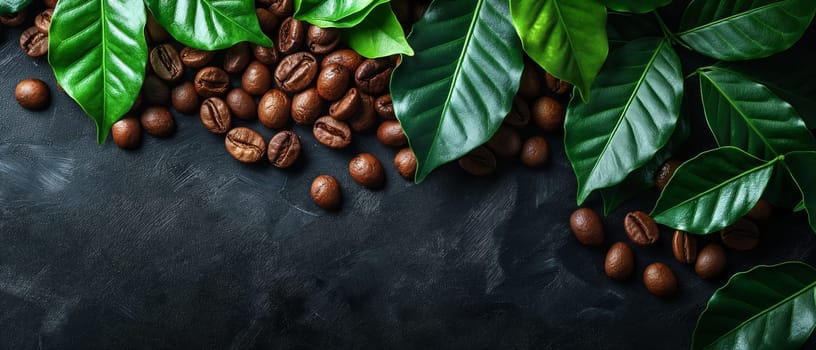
[111,117,141,149]
[194,67,230,97]
[746,198,773,222]
[145,14,170,43]
[275,52,319,93]
[200,97,232,134]
[225,127,266,163]
[394,148,417,180]
[520,136,549,168]
[258,89,290,129]
[269,0,294,18]
[605,242,634,281]
[150,44,183,82]
[0,10,27,27]
[226,89,257,121]
[314,116,352,149]
[308,26,340,54]
[643,262,677,297]
[242,60,273,96]
[458,146,496,176]
[171,81,200,114]
[486,125,521,158]
[624,211,659,246]
[655,159,682,191]
[695,243,727,280]
[267,130,300,168]
[349,94,378,132]
[15,78,50,110]
[311,175,341,210]
[720,218,760,251]
[546,72,572,94]
[224,42,252,74]
[277,17,306,55]
[44,0,58,8]
[354,58,395,95]
[349,153,385,189]
[34,8,53,34]
[518,60,541,100]
[672,230,697,264]
[20,26,48,57]
[570,207,604,246]
[532,96,564,132]
[375,94,395,119]
[256,8,279,34]
[291,88,323,125]
[180,47,215,69]
[377,120,407,147]
[329,88,361,121]
[140,107,176,137]
[142,75,170,105]
[505,96,531,127]
[322,49,363,72]
[252,44,279,65]
[317,63,350,101]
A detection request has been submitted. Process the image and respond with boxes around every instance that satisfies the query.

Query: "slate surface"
[2,9,816,350]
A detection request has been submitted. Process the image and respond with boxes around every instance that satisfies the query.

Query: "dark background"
[2,3,816,349]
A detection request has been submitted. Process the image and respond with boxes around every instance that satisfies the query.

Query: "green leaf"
[510,0,608,101]
[795,200,807,212]
[651,147,777,234]
[295,0,387,28]
[343,3,413,58]
[390,0,523,183]
[49,0,147,144]
[784,151,816,232]
[607,12,660,49]
[144,0,272,50]
[604,0,671,13]
[678,0,816,61]
[565,37,683,205]
[0,0,31,15]
[692,261,816,350]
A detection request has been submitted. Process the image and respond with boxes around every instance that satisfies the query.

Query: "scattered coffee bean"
[377,120,407,147]
[486,125,521,158]
[394,148,417,180]
[267,130,300,168]
[171,81,200,114]
[720,218,760,251]
[277,17,306,55]
[545,72,572,94]
[142,75,170,105]
[375,94,395,119]
[308,26,340,54]
[225,127,266,163]
[349,153,385,189]
[458,146,496,176]
[44,0,58,8]
[570,207,604,246]
[194,67,230,97]
[145,13,170,43]
[532,96,564,133]
[275,52,318,93]
[504,96,530,127]
[252,44,280,66]
[605,242,634,280]
[695,243,727,280]
[256,7,279,34]
[291,88,323,125]
[200,97,232,134]
[643,262,677,297]
[317,63,351,101]
[180,47,215,69]
[224,42,252,74]
[242,60,273,96]
[672,230,697,264]
[226,88,257,121]
[34,8,53,34]
[111,117,141,149]
[20,26,48,58]
[150,44,183,82]
[313,115,352,149]
[258,88,290,129]
[624,211,659,246]
[329,87,361,121]
[322,49,363,72]
[518,60,540,100]
[655,159,682,191]
[140,106,176,137]
[15,78,50,110]
[349,94,378,132]
[355,57,395,95]
[520,136,549,168]
[269,0,294,19]
[311,174,341,210]
[746,198,773,222]
[1,10,27,27]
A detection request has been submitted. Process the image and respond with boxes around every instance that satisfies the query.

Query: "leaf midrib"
[678,1,786,36]
[100,0,110,140]
[553,0,586,84]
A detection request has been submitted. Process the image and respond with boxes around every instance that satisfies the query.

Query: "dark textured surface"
[3,12,816,350]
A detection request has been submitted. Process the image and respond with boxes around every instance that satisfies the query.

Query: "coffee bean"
[546,72,572,94]
[275,52,319,93]
[486,125,521,158]
[225,127,266,163]
[269,0,294,18]
[532,96,564,132]
[20,26,48,58]
[44,0,58,8]
[180,47,215,69]
[643,262,677,297]
[624,211,659,246]
[200,97,232,134]
[505,96,531,126]
[329,88,361,121]
[354,58,395,95]
[746,198,773,222]
[256,8,279,34]
[314,116,352,149]
[226,88,257,121]
[241,60,273,96]
[171,81,200,114]
[394,148,417,180]
[15,78,50,110]
[194,67,230,97]
[224,42,252,74]
[142,75,170,105]
[317,63,350,101]
[130,92,143,112]
[252,44,279,65]
[140,107,176,137]
[349,94,378,132]
[375,94,395,119]
[267,130,300,168]
[672,230,697,264]
[111,117,141,149]
[311,175,341,210]
[695,243,727,280]
[149,44,183,82]
[277,17,306,55]
[308,26,340,54]
[655,159,682,191]
[377,120,408,147]
[145,13,170,43]
[720,218,760,251]
[570,207,604,246]
[291,88,323,125]
[349,153,385,189]
[258,88,290,129]
[34,8,53,34]
[518,60,541,100]
[605,242,634,280]
[322,49,363,73]
[520,136,549,168]
[0,10,27,27]
[458,146,496,176]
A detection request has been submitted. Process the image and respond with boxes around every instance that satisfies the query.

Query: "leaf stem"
[653,11,692,51]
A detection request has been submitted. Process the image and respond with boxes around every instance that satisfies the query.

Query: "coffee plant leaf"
[678,0,816,61]
[0,0,31,15]
[510,0,607,102]
[49,0,147,144]
[604,0,671,13]
[343,2,413,58]
[144,0,272,50]
[784,151,816,233]
[566,37,683,205]
[607,12,661,50]
[692,261,816,350]
[651,146,776,234]
[294,0,387,28]
[390,0,523,183]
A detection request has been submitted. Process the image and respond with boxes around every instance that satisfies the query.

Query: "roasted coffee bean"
[354,58,395,95]
[349,153,385,189]
[504,96,530,127]
[142,75,170,105]
[256,8,279,34]
[242,60,273,96]
[322,49,363,72]
[226,89,257,121]
[0,10,27,27]
[377,120,408,147]
[643,262,677,297]
[277,17,306,55]
[518,60,541,100]
[546,72,572,94]
[746,198,773,222]
[394,148,417,180]
[269,0,294,18]
[20,26,48,57]
[720,218,760,251]
[520,136,549,168]
[458,146,496,176]
[329,88,361,121]
[171,81,200,114]
[140,107,175,137]
[225,127,266,163]
[150,44,183,82]
[605,242,634,280]
[130,92,143,112]
[291,88,323,125]
[311,175,341,210]
[695,243,726,280]
[314,116,352,149]
[655,159,682,191]
[570,207,604,246]
[672,230,697,264]
[15,78,50,110]
[275,52,319,93]
[194,67,230,97]
[180,47,215,69]
[486,125,521,158]
[224,42,252,74]
[316,63,350,101]
[200,97,232,134]
[308,26,340,54]
[267,130,300,168]
[258,89,290,128]
[145,14,170,43]
[252,44,279,65]
[34,8,53,34]
[349,94,378,132]
[44,0,59,8]
[624,211,659,246]
[111,117,141,149]
[375,94,395,119]
[532,96,564,132]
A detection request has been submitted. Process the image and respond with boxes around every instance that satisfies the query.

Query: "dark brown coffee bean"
[518,60,540,100]
[267,130,300,168]
[140,107,176,137]
[394,148,417,180]
[314,116,352,149]
[111,117,141,149]
[655,159,682,191]
[15,78,50,110]
[150,44,183,82]
[520,136,549,168]
[269,0,294,18]
[311,175,341,210]
[532,96,564,132]
[308,26,340,54]
[225,127,266,163]
[180,47,215,69]
[375,94,395,119]
[322,49,364,72]
[258,89,290,128]
[624,211,659,246]
[349,153,385,189]
[349,94,378,132]
[44,0,58,8]
[605,242,634,280]
[1,10,27,27]
[145,14,170,43]
[570,207,604,246]
[275,52,319,93]
[241,60,272,96]
[291,88,323,125]
[34,8,53,34]
[171,81,200,114]
[142,75,170,105]
[746,198,773,222]
[194,67,230,97]
[505,96,531,126]
[355,58,395,95]
[377,120,408,147]
[226,89,257,121]
[329,88,361,121]
[546,72,572,94]
[316,64,350,101]
[224,42,252,74]
[720,218,760,251]
[672,230,697,264]
[256,8,279,34]
[458,146,496,176]
[200,97,232,134]
[20,26,48,58]
[277,17,306,55]
[252,44,279,65]
[695,243,727,280]
[486,125,521,158]
[643,262,677,297]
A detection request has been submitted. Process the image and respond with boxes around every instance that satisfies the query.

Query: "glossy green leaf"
[390,0,523,183]
[295,0,387,28]
[784,152,816,233]
[607,12,660,49]
[343,3,413,58]
[0,0,30,15]
[49,0,147,143]
[566,37,683,205]
[604,0,671,13]
[795,200,807,212]
[144,0,272,50]
[651,147,777,234]
[510,0,608,101]
[678,0,816,61]
[692,261,816,350]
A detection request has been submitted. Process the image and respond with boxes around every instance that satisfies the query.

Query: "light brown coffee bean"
[258,89,290,129]
[225,127,266,163]
[605,242,634,280]
[311,175,341,210]
[376,120,408,147]
[349,153,385,189]
[570,207,604,246]
[643,262,677,297]
[267,130,300,168]
[226,88,257,121]
[329,88,361,121]
[394,148,417,180]
[200,97,232,134]
[291,88,323,125]
[242,60,273,96]
[313,116,351,149]
[624,211,659,246]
